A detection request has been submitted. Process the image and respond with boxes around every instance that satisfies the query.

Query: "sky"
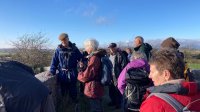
[0,0,200,48]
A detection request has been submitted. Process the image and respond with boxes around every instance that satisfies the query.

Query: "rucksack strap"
[125,85,140,100]
[148,93,189,112]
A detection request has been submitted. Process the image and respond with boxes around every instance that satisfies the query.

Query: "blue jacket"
[50,42,83,81]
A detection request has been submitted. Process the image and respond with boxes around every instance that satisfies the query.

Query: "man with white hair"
[78,39,106,112]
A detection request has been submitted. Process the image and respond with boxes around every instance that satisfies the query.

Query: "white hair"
[84,38,99,51]
[131,51,147,61]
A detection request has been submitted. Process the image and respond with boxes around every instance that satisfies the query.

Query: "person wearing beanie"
[47,33,83,105]
[160,37,190,80]
[160,37,180,50]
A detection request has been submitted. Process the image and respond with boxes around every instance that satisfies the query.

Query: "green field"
[188,63,200,70]
[0,52,9,56]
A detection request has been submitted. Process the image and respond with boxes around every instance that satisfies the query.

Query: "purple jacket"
[117,59,150,94]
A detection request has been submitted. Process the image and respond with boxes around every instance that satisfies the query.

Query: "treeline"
[1,32,53,73]
[1,32,200,73]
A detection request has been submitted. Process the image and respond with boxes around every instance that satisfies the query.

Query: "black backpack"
[144,43,152,61]
[124,67,151,111]
[100,56,113,86]
[189,70,200,83]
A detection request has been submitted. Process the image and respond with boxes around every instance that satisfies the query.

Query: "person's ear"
[163,70,172,81]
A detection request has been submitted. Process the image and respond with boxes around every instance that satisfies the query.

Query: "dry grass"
[56,87,121,112]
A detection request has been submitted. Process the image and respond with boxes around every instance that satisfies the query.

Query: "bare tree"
[11,32,53,73]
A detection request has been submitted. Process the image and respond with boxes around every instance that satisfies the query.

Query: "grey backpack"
[148,93,200,112]
[100,56,113,86]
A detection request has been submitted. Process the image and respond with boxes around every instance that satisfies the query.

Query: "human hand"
[79,61,84,68]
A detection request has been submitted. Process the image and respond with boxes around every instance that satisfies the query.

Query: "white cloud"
[64,3,97,17]
[63,3,114,25]
[82,3,97,17]
[96,16,113,25]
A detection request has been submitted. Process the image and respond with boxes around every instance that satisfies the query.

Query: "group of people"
[47,33,200,112]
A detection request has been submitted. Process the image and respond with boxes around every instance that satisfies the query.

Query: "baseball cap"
[108,43,117,48]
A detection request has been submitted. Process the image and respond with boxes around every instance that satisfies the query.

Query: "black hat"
[108,43,117,48]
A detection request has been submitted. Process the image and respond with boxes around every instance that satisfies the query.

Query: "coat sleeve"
[117,65,129,95]
[50,49,59,75]
[117,60,149,95]
[78,56,100,83]
[120,53,129,70]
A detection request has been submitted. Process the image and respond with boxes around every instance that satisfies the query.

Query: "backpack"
[100,56,113,86]
[148,93,200,112]
[124,67,151,111]
[144,43,152,61]
[189,70,200,82]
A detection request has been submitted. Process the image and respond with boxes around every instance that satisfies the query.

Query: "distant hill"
[1,39,200,51]
[106,39,200,50]
[147,39,200,49]
[0,48,16,54]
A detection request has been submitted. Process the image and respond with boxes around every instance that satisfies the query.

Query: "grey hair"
[84,38,99,51]
[131,51,147,61]
[135,36,144,43]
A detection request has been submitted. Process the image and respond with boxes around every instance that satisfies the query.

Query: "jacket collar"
[162,79,185,85]
[58,41,76,50]
[148,79,188,95]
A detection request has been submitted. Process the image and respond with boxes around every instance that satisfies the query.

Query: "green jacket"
[134,43,152,61]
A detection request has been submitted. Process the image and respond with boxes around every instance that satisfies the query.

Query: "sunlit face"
[85,46,93,54]
[125,49,131,54]
[149,64,166,86]
[134,38,141,47]
[109,47,116,54]
[60,38,69,47]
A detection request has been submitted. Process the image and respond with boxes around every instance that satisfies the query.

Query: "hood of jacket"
[134,43,152,52]
[58,41,77,50]
[126,58,150,73]
[87,49,107,58]
[161,37,180,49]
[148,80,200,95]
[144,43,152,51]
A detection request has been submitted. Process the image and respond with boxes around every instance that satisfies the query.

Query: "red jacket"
[140,82,200,112]
[78,52,104,99]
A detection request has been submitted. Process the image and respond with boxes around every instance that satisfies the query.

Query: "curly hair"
[149,49,185,79]
[84,38,99,51]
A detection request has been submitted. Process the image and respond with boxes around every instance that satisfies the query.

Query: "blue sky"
[0,0,200,48]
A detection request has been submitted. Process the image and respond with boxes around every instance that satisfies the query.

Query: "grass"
[188,63,200,70]
[56,87,121,112]
[0,52,9,56]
